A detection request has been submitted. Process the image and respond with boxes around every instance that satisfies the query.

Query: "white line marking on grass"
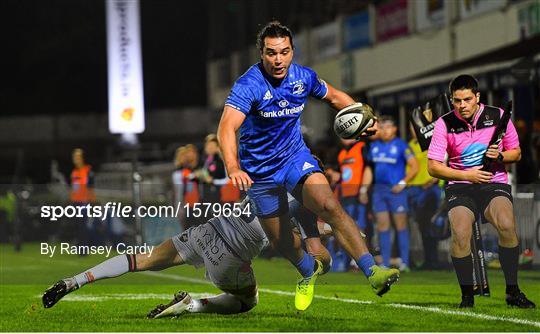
[35,293,212,302]
[388,303,540,329]
[142,271,540,329]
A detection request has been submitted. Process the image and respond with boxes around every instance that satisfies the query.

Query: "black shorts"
[445,183,513,221]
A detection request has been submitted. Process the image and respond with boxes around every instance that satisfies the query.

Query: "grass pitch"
[1,243,539,332]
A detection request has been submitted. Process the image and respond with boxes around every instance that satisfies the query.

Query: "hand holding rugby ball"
[333,102,377,139]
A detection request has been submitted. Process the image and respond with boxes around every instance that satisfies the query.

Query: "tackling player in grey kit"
[42,196,331,317]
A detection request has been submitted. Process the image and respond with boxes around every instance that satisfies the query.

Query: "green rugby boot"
[295,259,323,311]
[368,265,400,296]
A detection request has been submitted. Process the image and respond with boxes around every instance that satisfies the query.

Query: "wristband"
[497,152,504,162]
[398,180,406,186]
[360,186,368,194]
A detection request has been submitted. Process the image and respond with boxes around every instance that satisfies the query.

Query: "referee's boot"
[506,290,536,309]
[459,294,474,308]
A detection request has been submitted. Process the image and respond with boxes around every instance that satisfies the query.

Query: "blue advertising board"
[343,11,371,51]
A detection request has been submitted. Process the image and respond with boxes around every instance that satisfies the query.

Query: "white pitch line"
[35,292,212,302]
[142,271,540,329]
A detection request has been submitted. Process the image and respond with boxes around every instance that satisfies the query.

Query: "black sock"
[451,255,474,296]
[499,245,520,294]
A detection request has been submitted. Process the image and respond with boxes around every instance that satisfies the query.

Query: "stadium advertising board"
[343,10,371,51]
[410,93,452,151]
[106,0,145,134]
[518,0,540,38]
[310,21,341,62]
[376,0,409,43]
[458,0,507,20]
[415,0,447,31]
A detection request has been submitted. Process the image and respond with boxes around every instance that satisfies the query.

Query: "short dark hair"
[379,115,396,125]
[256,21,294,52]
[449,74,479,94]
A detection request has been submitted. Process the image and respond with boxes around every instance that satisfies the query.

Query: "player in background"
[217,21,399,310]
[365,116,418,271]
[427,74,535,308]
[407,125,442,269]
[329,138,372,271]
[42,196,332,317]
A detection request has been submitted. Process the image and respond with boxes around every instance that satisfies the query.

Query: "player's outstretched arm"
[322,82,355,111]
[217,106,253,191]
[323,82,378,136]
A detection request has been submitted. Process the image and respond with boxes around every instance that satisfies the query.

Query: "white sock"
[73,255,131,287]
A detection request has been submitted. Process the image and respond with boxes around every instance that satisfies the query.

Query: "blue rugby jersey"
[368,137,414,185]
[225,62,327,179]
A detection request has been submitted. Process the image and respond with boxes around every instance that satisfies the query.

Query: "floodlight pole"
[121,133,143,245]
[132,150,143,245]
[126,134,143,245]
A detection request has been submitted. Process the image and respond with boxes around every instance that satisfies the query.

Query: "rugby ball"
[333,103,376,139]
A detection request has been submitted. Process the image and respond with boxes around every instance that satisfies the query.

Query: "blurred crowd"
[171,134,241,231]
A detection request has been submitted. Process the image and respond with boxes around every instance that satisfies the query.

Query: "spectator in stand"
[172,145,202,231]
[200,134,236,204]
[172,146,187,230]
[70,148,98,250]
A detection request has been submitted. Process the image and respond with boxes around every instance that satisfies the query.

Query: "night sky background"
[2,0,208,116]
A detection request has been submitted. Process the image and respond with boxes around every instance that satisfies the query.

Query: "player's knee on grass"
[236,293,258,312]
[227,285,258,312]
[237,290,259,312]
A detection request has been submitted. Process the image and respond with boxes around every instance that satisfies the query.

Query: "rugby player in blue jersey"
[217,21,400,310]
[365,115,418,271]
